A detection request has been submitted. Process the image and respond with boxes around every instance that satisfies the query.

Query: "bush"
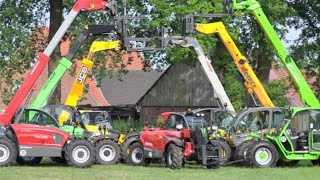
[112,119,143,133]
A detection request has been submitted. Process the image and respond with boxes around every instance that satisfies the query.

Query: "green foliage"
[112,119,143,133]
[265,79,290,107]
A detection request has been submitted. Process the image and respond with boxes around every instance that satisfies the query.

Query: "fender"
[124,132,139,141]
[170,139,184,148]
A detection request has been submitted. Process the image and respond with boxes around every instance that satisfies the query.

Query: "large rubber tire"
[64,139,95,168]
[235,141,255,165]
[50,157,66,164]
[247,141,278,168]
[121,136,139,163]
[277,159,299,166]
[16,156,42,165]
[128,142,145,166]
[0,138,17,166]
[166,144,183,169]
[96,139,120,165]
[211,139,231,165]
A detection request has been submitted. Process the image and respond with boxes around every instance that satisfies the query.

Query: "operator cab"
[14,108,59,128]
[280,108,320,153]
[79,110,113,129]
[231,107,285,147]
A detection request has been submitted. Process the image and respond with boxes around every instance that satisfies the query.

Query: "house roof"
[100,70,164,105]
[268,63,317,106]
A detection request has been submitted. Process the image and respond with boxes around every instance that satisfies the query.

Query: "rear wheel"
[166,144,183,169]
[248,141,278,168]
[96,139,120,165]
[128,142,144,166]
[16,156,42,165]
[65,139,95,168]
[0,138,17,166]
[235,141,254,165]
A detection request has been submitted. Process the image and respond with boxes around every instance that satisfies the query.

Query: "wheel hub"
[0,145,10,162]
[132,148,143,163]
[99,145,116,162]
[77,151,84,158]
[72,145,90,164]
[255,147,272,165]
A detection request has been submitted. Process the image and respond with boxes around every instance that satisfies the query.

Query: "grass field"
[1,159,320,180]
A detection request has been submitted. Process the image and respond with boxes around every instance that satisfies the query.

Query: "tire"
[50,157,66,164]
[211,139,231,165]
[247,141,278,168]
[235,141,254,165]
[16,156,42,165]
[0,138,17,166]
[128,142,144,166]
[121,136,139,163]
[64,139,95,168]
[166,144,183,169]
[96,139,120,165]
[277,159,299,166]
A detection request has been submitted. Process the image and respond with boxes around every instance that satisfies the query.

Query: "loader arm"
[58,40,120,125]
[229,0,320,107]
[171,37,235,112]
[30,25,116,109]
[194,22,274,107]
[0,0,116,126]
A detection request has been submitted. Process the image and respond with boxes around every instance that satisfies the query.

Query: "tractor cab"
[15,108,59,128]
[274,108,320,154]
[231,107,286,147]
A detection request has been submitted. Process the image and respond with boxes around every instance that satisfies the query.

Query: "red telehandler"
[0,0,116,167]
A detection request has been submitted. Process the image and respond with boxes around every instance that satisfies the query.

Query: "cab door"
[232,109,271,147]
[309,110,320,151]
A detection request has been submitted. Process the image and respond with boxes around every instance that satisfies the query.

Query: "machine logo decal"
[77,67,88,83]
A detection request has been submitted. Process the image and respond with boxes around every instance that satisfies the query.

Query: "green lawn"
[1,159,320,180]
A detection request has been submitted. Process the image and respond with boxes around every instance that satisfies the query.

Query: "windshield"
[185,116,206,129]
[80,111,112,129]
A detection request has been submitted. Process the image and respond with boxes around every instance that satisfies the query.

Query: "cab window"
[236,111,269,133]
[20,109,58,127]
[214,111,234,130]
[165,114,187,129]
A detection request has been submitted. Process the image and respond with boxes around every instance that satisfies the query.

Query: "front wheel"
[65,139,96,168]
[16,156,42,165]
[96,139,120,165]
[0,138,17,166]
[248,141,278,168]
[166,144,183,169]
[128,142,145,166]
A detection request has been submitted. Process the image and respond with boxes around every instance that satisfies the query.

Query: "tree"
[286,0,320,97]
[47,0,63,104]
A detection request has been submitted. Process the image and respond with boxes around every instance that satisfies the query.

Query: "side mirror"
[176,124,183,130]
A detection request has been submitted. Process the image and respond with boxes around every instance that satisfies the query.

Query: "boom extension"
[225,0,320,107]
[30,25,116,109]
[193,22,274,107]
[60,40,120,125]
[0,0,117,126]
[170,37,235,111]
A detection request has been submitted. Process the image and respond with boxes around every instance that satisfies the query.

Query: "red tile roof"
[268,63,317,106]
